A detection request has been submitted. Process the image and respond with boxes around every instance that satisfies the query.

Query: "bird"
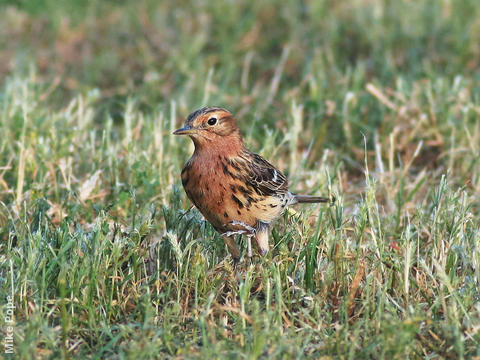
[173,106,333,264]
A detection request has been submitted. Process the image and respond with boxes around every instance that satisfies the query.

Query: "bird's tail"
[294,194,333,204]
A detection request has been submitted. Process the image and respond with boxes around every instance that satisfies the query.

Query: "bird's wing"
[236,150,289,196]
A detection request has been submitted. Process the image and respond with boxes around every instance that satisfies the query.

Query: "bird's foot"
[222,220,256,236]
[222,221,256,259]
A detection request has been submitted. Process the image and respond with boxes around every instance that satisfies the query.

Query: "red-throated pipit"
[174,107,333,264]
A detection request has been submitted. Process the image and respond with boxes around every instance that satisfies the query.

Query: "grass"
[1,0,480,358]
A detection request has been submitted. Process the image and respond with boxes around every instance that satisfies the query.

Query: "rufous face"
[173,107,239,141]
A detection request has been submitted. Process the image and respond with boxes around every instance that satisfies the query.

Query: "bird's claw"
[221,230,249,237]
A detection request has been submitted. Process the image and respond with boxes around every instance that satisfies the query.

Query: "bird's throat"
[192,131,243,158]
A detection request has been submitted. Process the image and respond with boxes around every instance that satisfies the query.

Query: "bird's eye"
[207,117,217,126]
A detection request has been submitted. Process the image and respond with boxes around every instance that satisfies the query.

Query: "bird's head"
[173,107,242,150]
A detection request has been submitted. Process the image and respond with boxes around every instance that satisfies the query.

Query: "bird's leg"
[247,236,252,258]
[222,235,240,265]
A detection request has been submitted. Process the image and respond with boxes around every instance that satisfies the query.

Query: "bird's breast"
[181,154,286,231]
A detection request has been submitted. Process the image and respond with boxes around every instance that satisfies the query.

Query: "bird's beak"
[173,125,196,135]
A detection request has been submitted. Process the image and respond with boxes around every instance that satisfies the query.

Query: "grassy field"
[1,0,480,358]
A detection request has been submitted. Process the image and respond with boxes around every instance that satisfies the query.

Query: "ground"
[0,0,479,358]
